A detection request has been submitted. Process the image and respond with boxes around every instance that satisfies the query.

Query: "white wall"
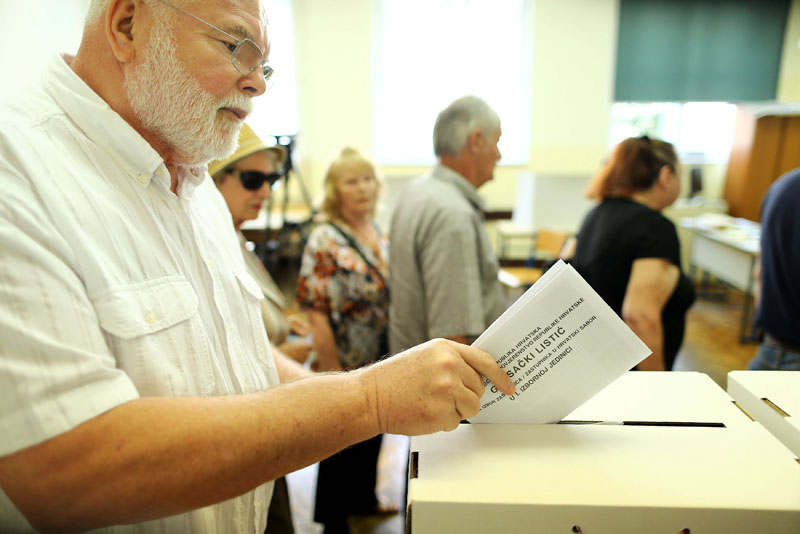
[291,0,375,206]
[778,0,800,101]
[528,0,617,175]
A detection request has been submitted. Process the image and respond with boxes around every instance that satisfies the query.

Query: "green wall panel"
[615,0,790,101]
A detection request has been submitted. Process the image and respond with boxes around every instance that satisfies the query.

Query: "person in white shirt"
[0,1,514,533]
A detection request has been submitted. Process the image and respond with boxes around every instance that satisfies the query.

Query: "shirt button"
[137,173,149,184]
[144,311,157,324]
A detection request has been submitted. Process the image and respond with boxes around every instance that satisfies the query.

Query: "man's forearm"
[0,339,516,533]
[0,372,378,533]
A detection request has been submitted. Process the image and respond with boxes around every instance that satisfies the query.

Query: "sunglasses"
[238,170,283,191]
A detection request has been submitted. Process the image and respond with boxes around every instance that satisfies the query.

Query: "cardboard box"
[728,370,800,457]
[407,373,800,533]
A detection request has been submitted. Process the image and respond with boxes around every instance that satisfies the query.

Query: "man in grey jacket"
[390,95,508,354]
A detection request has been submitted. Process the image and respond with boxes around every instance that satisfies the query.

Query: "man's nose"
[239,69,267,97]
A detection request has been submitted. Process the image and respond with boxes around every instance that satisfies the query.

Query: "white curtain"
[373,0,532,165]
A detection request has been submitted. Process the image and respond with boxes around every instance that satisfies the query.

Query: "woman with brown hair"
[572,136,695,371]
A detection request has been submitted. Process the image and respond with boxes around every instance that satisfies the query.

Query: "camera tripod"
[260,134,316,269]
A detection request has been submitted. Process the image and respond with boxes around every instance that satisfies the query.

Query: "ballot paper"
[469,260,650,424]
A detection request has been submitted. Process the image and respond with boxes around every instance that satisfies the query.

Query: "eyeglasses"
[237,170,283,191]
[157,0,274,81]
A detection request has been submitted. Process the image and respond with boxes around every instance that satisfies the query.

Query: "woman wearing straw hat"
[209,124,313,365]
[209,124,313,534]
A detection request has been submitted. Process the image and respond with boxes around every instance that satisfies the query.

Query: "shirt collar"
[174,164,208,198]
[432,164,486,211]
[42,54,207,198]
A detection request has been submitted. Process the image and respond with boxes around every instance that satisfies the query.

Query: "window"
[609,102,737,164]
[373,0,532,165]
[248,0,299,138]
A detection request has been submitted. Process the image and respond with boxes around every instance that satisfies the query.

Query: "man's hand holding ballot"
[470,260,651,424]
[365,339,516,434]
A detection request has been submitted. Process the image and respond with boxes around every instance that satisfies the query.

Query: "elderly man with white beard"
[0,1,515,533]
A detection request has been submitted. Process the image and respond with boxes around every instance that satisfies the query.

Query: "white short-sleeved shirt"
[0,55,279,533]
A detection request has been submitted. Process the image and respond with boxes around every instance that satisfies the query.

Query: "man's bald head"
[85,0,201,24]
[74,0,269,169]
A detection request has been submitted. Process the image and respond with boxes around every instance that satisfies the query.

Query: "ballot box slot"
[559,420,725,428]
[732,400,756,421]
[574,524,692,533]
[408,450,419,480]
[762,397,791,417]
[405,452,418,534]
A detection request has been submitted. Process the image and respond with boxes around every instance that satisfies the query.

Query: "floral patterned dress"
[297,222,389,369]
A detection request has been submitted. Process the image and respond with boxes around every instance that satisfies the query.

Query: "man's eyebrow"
[220,24,255,42]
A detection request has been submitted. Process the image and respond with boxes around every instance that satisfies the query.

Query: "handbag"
[328,222,390,357]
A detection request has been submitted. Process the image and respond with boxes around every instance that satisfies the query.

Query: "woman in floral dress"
[297,148,395,534]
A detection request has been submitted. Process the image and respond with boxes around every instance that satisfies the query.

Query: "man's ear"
[466,128,484,154]
[105,0,141,63]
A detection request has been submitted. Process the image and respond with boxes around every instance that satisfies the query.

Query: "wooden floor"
[673,286,757,387]
[274,260,759,534]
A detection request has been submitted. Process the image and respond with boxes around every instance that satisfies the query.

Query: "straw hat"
[208,123,286,177]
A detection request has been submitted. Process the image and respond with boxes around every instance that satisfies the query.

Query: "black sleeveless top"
[572,197,695,370]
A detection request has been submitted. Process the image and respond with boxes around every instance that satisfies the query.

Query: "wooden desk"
[680,216,760,343]
[497,266,543,288]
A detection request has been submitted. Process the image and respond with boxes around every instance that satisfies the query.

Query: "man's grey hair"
[433,95,500,158]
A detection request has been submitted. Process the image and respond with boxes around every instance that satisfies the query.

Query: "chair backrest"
[534,229,568,259]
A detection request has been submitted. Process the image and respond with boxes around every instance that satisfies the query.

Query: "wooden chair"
[498,229,568,289]
[530,229,568,262]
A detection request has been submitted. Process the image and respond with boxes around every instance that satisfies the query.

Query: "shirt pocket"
[232,272,278,389]
[92,276,215,396]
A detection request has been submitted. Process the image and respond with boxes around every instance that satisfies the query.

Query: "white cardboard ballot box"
[728,370,800,457]
[407,373,800,533]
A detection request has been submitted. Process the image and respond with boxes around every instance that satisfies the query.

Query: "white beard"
[124,18,251,164]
